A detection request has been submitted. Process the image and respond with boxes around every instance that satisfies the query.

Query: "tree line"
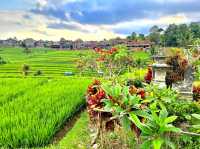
[127,22,200,47]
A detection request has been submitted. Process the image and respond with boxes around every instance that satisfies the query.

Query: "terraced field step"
[0,47,94,77]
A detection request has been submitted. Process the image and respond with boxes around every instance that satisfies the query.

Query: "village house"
[23,38,35,48]
[34,40,45,47]
[0,40,3,46]
[127,40,153,50]
[1,38,19,47]
[96,39,110,49]
[43,41,53,48]
[109,38,125,46]
[60,38,73,49]
[99,38,153,50]
[0,37,153,50]
[51,41,60,49]
[72,39,85,49]
[84,41,98,49]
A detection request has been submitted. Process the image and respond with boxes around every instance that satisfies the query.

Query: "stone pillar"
[152,63,172,88]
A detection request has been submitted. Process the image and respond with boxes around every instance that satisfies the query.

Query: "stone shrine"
[152,63,171,87]
[172,65,194,100]
[151,55,194,100]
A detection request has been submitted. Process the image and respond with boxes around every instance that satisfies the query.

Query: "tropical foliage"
[86,78,200,149]
[128,22,200,47]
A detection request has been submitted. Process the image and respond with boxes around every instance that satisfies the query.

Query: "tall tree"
[148,25,163,45]
[127,32,137,40]
[138,34,145,40]
[150,25,160,33]
[164,24,193,47]
[164,24,179,47]
[131,32,137,40]
[190,22,200,39]
[177,24,193,47]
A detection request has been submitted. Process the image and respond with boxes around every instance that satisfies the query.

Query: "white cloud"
[1,3,200,41]
[154,0,196,3]
[37,0,48,7]
[61,0,83,4]
[101,13,194,34]
[0,10,122,41]
[35,0,83,9]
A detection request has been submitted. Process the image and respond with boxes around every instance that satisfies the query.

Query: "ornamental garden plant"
[86,79,200,149]
[76,45,140,78]
[86,47,200,149]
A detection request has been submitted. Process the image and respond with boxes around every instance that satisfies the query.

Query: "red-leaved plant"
[193,84,200,101]
[144,67,153,84]
[87,80,105,119]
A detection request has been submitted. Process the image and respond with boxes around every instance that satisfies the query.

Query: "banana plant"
[129,103,181,149]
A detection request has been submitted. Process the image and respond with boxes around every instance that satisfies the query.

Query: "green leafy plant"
[190,114,200,133]
[167,100,200,121]
[76,54,98,76]
[102,82,143,115]
[145,84,178,104]
[130,103,181,149]
[194,66,200,81]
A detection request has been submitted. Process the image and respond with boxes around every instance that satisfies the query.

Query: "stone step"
[179,91,193,100]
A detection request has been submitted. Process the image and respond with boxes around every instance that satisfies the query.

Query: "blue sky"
[0,0,31,10]
[0,0,200,40]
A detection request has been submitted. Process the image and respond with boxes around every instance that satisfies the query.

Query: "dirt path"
[51,106,86,144]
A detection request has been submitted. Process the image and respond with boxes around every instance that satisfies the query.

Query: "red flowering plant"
[193,82,200,102]
[94,45,133,78]
[87,80,147,118]
[166,48,189,82]
[86,79,149,138]
[144,66,153,84]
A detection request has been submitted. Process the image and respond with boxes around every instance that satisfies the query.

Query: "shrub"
[0,56,6,64]
[22,64,30,76]
[34,70,42,76]
[167,100,200,122]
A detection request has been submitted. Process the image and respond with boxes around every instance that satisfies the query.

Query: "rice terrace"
[1,0,200,149]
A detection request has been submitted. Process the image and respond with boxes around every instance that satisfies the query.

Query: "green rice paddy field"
[0,47,93,77]
[0,78,91,148]
[0,47,151,148]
